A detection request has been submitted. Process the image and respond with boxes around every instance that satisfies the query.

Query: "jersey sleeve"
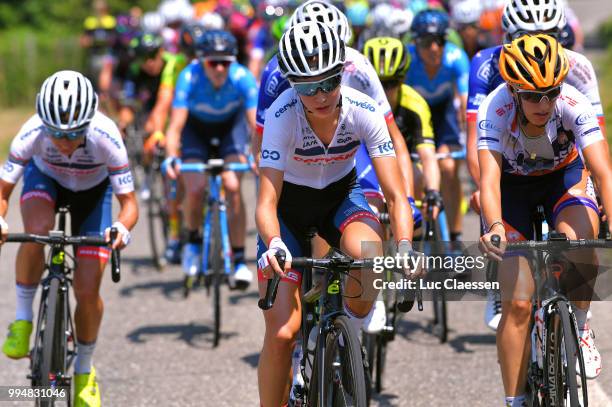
[103,124,135,194]
[0,116,42,184]
[409,89,435,149]
[260,91,296,172]
[476,88,505,153]
[467,50,494,122]
[358,100,395,158]
[172,65,192,109]
[561,86,604,151]
[233,64,259,110]
[256,58,291,135]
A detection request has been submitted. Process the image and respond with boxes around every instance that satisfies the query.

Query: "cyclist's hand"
[398,240,425,279]
[257,237,292,279]
[163,157,181,180]
[422,190,442,220]
[144,131,165,154]
[470,190,481,215]
[0,215,8,244]
[479,228,506,262]
[105,222,131,250]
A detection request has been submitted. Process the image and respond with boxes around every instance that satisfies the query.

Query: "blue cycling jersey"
[173,60,258,123]
[404,42,470,107]
[256,55,290,134]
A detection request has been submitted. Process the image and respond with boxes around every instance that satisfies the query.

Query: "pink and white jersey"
[0,112,134,194]
[477,83,603,176]
[261,86,394,189]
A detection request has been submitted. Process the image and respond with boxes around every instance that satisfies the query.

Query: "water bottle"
[304,326,318,382]
[289,343,305,407]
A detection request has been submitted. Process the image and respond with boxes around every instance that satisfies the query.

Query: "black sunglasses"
[516,86,562,103]
[203,59,233,69]
[416,35,445,48]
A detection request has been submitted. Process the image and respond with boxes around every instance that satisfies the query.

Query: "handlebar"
[161,158,253,175]
[3,228,121,283]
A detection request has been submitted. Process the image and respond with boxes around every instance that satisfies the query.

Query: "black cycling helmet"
[195,29,238,58]
[129,31,163,59]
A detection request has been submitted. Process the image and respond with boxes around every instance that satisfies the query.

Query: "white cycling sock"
[15,283,37,321]
[74,340,96,375]
[504,394,527,407]
[343,302,366,335]
[573,305,588,331]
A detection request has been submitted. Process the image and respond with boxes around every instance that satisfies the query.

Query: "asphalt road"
[0,174,611,406]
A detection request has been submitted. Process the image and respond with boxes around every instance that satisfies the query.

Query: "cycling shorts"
[180,112,249,161]
[256,169,378,285]
[497,158,598,242]
[354,144,422,228]
[431,98,462,148]
[21,162,112,260]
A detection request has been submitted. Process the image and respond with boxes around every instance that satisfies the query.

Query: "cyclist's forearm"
[388,120,413,196]
[0,180,15,218]
[115,192,139,231]
[418,146,440,191]
[466,121,480,186]
[147,87,173,133]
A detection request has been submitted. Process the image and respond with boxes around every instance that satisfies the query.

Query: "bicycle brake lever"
[109,227,121,283]
[257,250,286,310]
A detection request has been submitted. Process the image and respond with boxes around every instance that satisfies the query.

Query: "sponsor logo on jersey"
[469,93,486,108]
[575,111,595,126]
[20,126,43,141]
[293,149,357,164]
[117,173,133,185]
[345,96,375,112]
[274,98,298,118]
[93,127,121,150]
[265,75,280,97]
[2,162,14,173]
[376,140,394,154]
[478,120,502,132]
[261,149,280,160]
[476,61,492,82]
[337,136,353,144]
[302,134,317,148]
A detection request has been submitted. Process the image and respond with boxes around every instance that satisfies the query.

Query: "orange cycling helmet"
[499,34,569,91]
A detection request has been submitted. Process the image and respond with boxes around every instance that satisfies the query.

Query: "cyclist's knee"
[502,300,532,324]
[223,173,241,194]
[439,158,456,176]
[265,324,298,356]
[22,213,54,235]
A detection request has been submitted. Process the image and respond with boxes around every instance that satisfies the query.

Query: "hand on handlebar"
[479,228,506,262]
[163,157,181,180]
[104,222,131,250]
[422,189,442,220]
[257,237,292,279]
[0,215,7,244]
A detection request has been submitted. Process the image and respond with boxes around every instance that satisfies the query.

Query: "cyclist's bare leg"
[555,205,599,310]
[258,280,301,407]
[497,256,535,396]
[73,258,106,342]
[181,159,207,231]
[437,144,463,237]
[16,199,55,285]
[222,154,246,248]
[341,218,384,316]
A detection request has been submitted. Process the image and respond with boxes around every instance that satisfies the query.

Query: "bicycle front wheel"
[312,315,368,407]
[543,301,582,407]
[146,164,169,270]
[209,205,222,348]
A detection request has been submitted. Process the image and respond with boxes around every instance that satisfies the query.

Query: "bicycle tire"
[432,288,448,343]
[311,315,368,407]
[543,301,581,407]
[146,165,168,270]
[210,205,222,348]
[375,334,387,393]
[38,278,65,407]
[31,284,50,388]
[361,332,375,401]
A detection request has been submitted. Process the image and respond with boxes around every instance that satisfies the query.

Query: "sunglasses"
[516,86,561,103]
[416,35,445,48]
[203,58,233,69]
[289,73,342,97]
[47,126,87,140]
[381,79,401,90]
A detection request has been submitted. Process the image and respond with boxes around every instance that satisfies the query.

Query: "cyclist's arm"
[0,179,15,218]
[583,141,612,229]
[115,191,139,232]
[416,145,440,191]
[478,148,503,233]
[387,118,413,196]
[165,107,188,158]
[372,156,413,241]
[255,167,283,245]
[466,119,480,186]
[145,85,174,135]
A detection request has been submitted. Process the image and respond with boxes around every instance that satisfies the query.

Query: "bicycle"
[2,206,121,406]
[487,227,612,406]
[259,249,371,407]
[163,157,252,347]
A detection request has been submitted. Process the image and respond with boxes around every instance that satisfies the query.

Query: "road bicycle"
[2,206,120,406]
[164,157,252,347]
[259,249,371,407]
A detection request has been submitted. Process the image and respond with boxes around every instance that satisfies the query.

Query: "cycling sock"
[74,340,96,375]
[343,302,367,337]
[187,229,202,244]
[450,232,462,242]
[504,394,527,407]
[15,283,37,321]
[233,247,245,266]
[574,305,588,331]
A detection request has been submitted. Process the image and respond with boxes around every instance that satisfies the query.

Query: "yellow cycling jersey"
[393,84,435,152]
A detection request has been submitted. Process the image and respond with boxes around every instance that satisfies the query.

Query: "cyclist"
[478,36,610,403]
[0,71,138,407]
[362,36,441,222]
[465,0,606,331]
[164,30,257,290]
[257,21,415,407]
[406,8,470,242]
[450,0,490,59]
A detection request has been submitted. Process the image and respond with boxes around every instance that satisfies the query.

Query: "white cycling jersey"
[261,86,394,189]
[0,112,134,194]
[477,83,603,176]
[566,49,603,117]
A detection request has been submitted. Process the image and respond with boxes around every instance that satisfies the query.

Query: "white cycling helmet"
[36,70,98,131]
[200,12,225,31]
[501,0,566,35]
[289,0,352,44]
[386,9,414,36]
[371,3,394,28]
[278,20,345,78]
[451,0,483,25]
[159,0,188,25]
[142,11,165,33]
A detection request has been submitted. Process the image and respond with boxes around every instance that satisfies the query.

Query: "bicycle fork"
[201,174,233,276]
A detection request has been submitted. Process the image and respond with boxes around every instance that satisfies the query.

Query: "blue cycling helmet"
[195,29,238,58]
[410,9,450,38]
[559,23,576,50]
[346,2,369,27]
[180,23,207,57]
